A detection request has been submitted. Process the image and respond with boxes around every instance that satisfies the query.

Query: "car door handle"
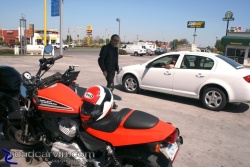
[164,71,171,75]
[195,73,204,78]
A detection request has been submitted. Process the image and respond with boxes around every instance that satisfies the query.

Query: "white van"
[121,44,146,56]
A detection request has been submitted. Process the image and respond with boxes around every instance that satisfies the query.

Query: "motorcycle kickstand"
[106,145,122,167]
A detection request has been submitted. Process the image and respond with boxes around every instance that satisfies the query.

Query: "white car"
[116,51,250,111]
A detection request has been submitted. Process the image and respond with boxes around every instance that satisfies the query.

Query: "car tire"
[201,87,227,111]
[54,46,57,50]
[134,52,138,56]
[123,75,139,93]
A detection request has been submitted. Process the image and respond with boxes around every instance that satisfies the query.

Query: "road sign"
[51,0,60,17]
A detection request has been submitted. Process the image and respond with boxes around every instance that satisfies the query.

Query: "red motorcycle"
[3,45,183,167]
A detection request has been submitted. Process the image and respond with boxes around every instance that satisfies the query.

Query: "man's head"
[172,56,178,65]
[110,34,120,47]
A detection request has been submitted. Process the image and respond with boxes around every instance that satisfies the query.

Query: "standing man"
[98,34,120,109]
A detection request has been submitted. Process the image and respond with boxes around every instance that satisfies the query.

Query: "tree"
[214,39,225,54]
[178,39,189,45]
[98,38,104,44]
[245,28,250,32]
[66,35,72,43]
[139,40,144,42]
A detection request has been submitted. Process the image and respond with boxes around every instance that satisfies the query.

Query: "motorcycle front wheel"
[113,146,173,167]
[3,121,43,150]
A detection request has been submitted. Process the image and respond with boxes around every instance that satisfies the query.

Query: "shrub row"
[0,49,14,55]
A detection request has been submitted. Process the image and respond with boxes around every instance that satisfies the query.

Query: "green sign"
[187,21,205,28]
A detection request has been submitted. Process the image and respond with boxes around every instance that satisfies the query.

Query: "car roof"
[143,51,220,65]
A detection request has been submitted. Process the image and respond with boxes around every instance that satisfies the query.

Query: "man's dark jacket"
[98,43,119,72]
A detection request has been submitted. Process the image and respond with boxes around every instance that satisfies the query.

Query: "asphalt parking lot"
[1,48,250,167]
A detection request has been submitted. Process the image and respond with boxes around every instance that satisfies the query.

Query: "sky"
[0,0,249,47]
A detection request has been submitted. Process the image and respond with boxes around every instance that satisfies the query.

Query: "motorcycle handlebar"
[33,93,41,105]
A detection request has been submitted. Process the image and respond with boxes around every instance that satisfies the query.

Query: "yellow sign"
[29,24,34,37]
[86,25,92,31]
[86,25,92,34]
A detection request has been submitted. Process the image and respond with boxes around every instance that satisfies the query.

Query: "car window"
[181,55,214,70]
[151,55,179,68]
[216,55,244,69]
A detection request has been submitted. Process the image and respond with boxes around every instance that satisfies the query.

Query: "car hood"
[122,64,144,70]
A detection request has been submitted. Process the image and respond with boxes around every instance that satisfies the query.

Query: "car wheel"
[134,52,138,56]
[201,87,227,111]
[123,75,139,93]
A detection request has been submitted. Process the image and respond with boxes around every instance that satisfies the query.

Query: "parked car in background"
[68,42,76,47]
[121,44,146,56]
[116,51,250,111]
[146,49,154,56]
[52,43,69,50]
[82,43,90,47]
[155,48,167,55]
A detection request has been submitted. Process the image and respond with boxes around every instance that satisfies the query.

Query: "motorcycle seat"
[89,109,159,132]
[89,108,131,132]
[123,110,159,129]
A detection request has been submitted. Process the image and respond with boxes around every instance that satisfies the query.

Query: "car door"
[172,55,215,97]
[140,54,180,93]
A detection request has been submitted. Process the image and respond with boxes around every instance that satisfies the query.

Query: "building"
[33,29,60,45]
[0,28,60,46]
[221,32,250,65]
[0,29,31,46]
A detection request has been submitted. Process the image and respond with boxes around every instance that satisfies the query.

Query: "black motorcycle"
[0,45,80,122]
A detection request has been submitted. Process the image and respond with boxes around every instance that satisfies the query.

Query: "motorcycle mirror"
[44,45,53,54]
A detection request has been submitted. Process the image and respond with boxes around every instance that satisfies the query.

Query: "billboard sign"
[51,0,60,17]
[29,24,34,37]
[187,21,205,28]
[86,25,92,35]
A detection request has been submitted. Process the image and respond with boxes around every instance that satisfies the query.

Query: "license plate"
[166,142,179,161]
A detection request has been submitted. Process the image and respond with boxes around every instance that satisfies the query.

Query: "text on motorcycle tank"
[39,97,73,110]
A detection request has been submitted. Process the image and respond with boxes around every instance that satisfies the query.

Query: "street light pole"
[124,36,126,43]
[116,18,120,37]
[78,26,81,45]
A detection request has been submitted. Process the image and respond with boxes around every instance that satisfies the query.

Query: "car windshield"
[216,55,244,69]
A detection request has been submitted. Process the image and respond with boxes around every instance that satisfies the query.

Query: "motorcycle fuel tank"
[37,83,82,116]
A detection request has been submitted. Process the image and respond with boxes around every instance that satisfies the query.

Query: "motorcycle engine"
[58,118,78,138]
[44,117,79,142]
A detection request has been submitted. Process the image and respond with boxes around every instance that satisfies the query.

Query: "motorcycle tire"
[3,121,44,151]
[113,146,173,167]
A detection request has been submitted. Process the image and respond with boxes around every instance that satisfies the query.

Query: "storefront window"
[226,48,245,57]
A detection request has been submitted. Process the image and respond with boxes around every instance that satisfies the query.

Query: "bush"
[0,49,14,55]
[119,49,127,55]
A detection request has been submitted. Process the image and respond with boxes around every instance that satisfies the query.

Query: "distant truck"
[175,44,201,52]
[52,43,69,50]
[121,44,146,56]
